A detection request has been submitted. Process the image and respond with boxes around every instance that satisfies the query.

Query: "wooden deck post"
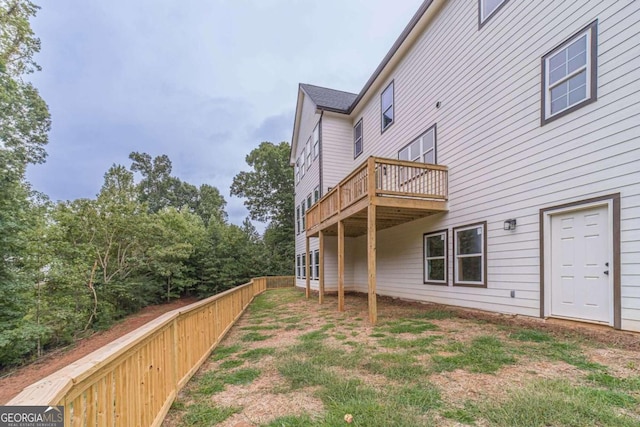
[305,237,310,299]
[367,204,377,324]
[338,220,345,312]
[319,230,325,304]
[367,157,378,324]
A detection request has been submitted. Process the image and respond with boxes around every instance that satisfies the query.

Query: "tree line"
[0,1,294,368]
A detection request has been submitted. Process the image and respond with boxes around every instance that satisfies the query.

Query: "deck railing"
[9,276,295,427]
[306,157,448,232]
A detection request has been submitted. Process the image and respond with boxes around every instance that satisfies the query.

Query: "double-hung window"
[398,125,436,164]
[302,253,306,279]
[296,255,301,278]
[354,119,363,158]
[314,250,320,280]
[398,125,436,183]
[306,138,312,169]
[300,148,306,178]
[296,206,301,235]
[542,21,597,125]
[301,202,306,230]
[381,81,394,132]
[313,125,319,159]
[295,159,300,184]
[424,230,447,284]
[314,186,320,204]
[306,194,312,210]
[453,222,487,287]
[479,0,508,26]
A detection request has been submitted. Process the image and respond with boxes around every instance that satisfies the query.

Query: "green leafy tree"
[0,0,50,367]
[148,208,204,301]
[196,183,227,225]
[129,152,174,213]
[230,141,294,275]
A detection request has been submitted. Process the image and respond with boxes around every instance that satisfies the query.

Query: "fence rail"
[8,276,295,426]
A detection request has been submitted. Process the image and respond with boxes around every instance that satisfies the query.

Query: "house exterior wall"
[293,0,640,331]
[321,114,356,193]
[293,94,321,288]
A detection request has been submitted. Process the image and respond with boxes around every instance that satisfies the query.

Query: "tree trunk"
[84,260,99,331]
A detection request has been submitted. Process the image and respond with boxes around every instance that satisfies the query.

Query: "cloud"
[251,111,294,144]
[27,0,424,228]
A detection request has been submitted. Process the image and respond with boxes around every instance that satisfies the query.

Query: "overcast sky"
[26,0,423,226]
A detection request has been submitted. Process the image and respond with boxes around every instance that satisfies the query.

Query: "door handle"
[603,270,609,275]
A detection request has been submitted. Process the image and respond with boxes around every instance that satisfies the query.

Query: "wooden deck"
[306,157,448,237]
[303,157,448,324]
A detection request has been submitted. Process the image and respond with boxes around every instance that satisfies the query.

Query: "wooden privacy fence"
[9,276,295,426]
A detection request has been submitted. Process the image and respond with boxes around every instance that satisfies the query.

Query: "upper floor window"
[354,119,363,158]
[381,81,394,132]
[398,125,436,164]
[479,0,508,26]
[306,137,312,169]
[313,125,320,159]
[314,186,320,204]
[295,159,300,184]
[542,21,597,125]
[306,194,312,209]
[300,148,306,177]
[296,206,301,235]
[301,202,306,230]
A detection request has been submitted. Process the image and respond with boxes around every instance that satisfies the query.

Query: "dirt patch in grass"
[431,360,583,405]
[165,289,640,427]
[587,347,640,378]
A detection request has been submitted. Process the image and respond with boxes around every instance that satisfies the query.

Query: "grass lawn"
[164,288,640,427]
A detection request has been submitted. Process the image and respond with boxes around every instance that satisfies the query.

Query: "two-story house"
[290,0,640,332]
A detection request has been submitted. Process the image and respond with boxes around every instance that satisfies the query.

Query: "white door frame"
[542,199,614,326]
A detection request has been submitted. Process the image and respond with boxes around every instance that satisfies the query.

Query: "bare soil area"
[0,297,197,404]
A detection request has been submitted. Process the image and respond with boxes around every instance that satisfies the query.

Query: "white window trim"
[301,202,306,230]
[314,186,320,204]
[542,21,597,125]
[300,148,306,178]
[313,249,319,280]
[453,222,487,287]
[296,206,300,235]
[479,0,508,25]
[398,125,436,164]
[424,230,448,285]
[306,137,312,169]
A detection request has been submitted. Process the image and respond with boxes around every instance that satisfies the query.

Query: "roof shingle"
[299,83,358,113]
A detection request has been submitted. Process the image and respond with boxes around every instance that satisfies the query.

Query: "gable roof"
[291,0,440,163]
[299,83,358,114]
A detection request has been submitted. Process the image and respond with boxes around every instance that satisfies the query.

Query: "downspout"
[318,111,324,197]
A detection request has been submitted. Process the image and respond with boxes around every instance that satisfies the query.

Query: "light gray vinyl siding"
[294,94,321,288]
[311,0,640,330]
[320,115,353,193]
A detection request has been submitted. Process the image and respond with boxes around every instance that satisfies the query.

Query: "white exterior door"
[550,205,611,323]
